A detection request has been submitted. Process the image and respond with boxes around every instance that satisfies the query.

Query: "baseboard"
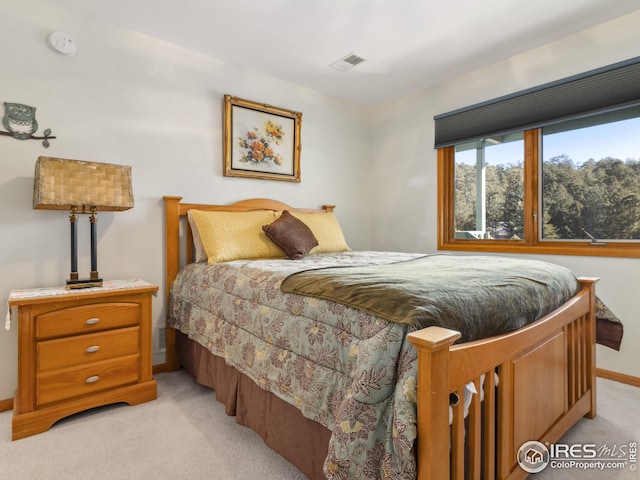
[597,368,640,387]
[153,363,168,375]
[0,397,13,413]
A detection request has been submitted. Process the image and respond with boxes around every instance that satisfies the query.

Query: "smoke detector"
[48,32,77,56]
[329,53,366,72]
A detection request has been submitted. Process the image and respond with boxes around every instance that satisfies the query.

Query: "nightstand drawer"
[37,326,140,371]
[36,303,139,339]
[36,354,140,406]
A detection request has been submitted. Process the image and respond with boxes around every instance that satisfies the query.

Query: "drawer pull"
[86,375,100,383]
[85,317,100,325]
[86,345,100,353]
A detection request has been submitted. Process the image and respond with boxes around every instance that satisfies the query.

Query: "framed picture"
[223,94,302,182]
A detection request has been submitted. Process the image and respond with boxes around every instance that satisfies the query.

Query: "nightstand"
[8,279,158,440]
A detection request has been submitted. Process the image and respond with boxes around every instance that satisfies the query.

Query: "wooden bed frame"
[163,195,598,480]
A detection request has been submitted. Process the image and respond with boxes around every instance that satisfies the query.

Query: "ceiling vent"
[329,53,367,72]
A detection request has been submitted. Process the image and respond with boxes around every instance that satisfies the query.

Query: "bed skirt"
[175,331,332,479]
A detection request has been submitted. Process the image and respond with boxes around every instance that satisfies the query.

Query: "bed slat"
[467,378,482,480]
[451,386,465,480]
[482,371,496,479]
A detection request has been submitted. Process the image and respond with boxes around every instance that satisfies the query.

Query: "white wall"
[1,2,639,403]
[0,1,373,400]
[370,10,640,378]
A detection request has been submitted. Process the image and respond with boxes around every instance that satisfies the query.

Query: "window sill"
[438,240,640,258]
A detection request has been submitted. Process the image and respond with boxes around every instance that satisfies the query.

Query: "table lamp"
[33,156,134,288]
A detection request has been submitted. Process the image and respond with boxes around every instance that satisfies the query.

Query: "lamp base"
[66,278,103,289]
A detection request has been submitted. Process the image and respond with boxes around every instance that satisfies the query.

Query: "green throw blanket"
[281,254,581,342]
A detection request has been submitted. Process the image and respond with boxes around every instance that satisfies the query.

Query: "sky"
[457,116,640,167]
[543,117,640,165]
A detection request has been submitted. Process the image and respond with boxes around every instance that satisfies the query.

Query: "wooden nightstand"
[8,279,158,440]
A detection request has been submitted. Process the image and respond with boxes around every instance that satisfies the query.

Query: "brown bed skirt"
[175,331,332,479]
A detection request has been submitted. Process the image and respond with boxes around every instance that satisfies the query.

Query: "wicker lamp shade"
[33,157,133,211]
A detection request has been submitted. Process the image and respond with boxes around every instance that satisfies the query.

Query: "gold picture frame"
[223,94,302,182]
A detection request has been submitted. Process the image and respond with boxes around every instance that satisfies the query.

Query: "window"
[436,57,640,258]
[541,110,640,242]
[453,133,524,241]
[439,112,640,257]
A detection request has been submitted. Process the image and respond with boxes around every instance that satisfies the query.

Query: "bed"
[163,195,598,480]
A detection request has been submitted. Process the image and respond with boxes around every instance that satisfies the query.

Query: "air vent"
[329,52,367,72]
[158,327,166,352]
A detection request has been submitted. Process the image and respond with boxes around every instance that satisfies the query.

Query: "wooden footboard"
[408,277,597,480]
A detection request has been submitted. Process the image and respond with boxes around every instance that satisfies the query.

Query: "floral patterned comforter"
[167,251,579,480]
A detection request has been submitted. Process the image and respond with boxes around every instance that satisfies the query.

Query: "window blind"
[434,56,640,148]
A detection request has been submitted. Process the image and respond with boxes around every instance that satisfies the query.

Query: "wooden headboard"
[162,196,335,370]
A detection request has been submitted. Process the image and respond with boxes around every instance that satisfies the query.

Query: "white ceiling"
[45,0,640,106]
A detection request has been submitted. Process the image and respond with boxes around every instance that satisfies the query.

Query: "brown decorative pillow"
[262,210,318,260]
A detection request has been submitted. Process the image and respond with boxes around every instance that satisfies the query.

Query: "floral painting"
[237,120,285,166]
[223,95,302,182]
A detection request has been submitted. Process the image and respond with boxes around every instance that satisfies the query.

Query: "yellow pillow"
[189,209,283,263]
[290,212,350,254]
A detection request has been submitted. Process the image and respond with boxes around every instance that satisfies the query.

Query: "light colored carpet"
[0,370,306,480]
[0,371,637,479]
[535,377,640,480]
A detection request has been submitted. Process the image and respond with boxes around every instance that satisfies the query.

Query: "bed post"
[163,195,183,372]
[407,326,461,480]
[580,276,599,419]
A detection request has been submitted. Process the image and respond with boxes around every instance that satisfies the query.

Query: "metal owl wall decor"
[0,102,56,148]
